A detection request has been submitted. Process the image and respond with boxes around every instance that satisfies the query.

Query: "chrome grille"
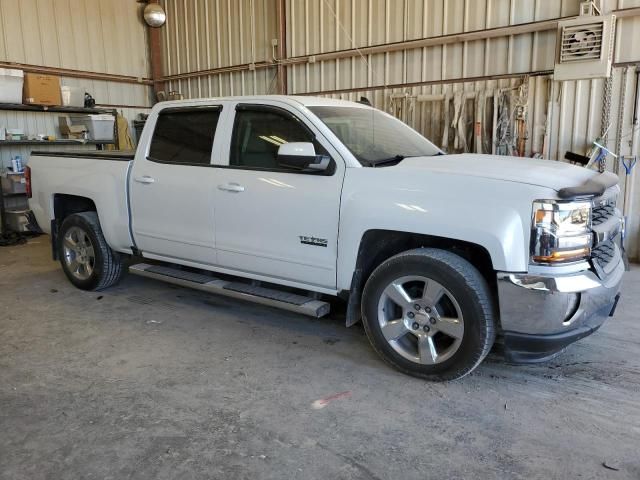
[592,202,615,226]
[592,240,615,270]
[590,195,619,277]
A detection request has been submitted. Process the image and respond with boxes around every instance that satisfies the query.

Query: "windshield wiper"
[368,155,407,167]
[368,152,445,167]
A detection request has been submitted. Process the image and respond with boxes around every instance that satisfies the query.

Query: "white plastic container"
[61,85,85,107]
[11,156,23,173]
[69,114,115,142]
[0,68,24,104]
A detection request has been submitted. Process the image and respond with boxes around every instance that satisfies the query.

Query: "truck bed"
[30,150,135,161]
[28,150,134,252]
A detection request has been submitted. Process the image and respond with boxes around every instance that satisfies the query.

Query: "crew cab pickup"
[27,96,625,380]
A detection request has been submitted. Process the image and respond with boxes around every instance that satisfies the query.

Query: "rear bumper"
[497,253,624,364]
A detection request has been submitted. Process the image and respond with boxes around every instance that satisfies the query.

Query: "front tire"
[361,248,495,381]
[58,212,125,291]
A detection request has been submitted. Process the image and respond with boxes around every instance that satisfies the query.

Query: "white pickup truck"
[27,95,625,380]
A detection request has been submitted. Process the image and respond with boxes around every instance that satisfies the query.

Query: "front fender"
[336,169,549,291]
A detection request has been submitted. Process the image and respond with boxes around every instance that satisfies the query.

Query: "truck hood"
[397,154,603,191]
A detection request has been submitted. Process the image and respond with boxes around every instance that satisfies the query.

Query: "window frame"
[146,105,223,167]
[225,103,336,176]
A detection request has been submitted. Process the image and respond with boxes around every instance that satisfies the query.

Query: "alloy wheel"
[62,226,96,281]
[377,275,464,365]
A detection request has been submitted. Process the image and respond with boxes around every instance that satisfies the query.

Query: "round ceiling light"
[143,3,166,28]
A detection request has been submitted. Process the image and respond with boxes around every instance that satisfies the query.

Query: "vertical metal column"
[147,0,166,98]
[276,0,288,94]
[0,170,7,234]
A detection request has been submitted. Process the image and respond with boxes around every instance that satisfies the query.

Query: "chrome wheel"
[62,226,96,281]
[377,275,464,365]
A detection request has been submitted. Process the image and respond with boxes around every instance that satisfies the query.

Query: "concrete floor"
[1,239,639,480]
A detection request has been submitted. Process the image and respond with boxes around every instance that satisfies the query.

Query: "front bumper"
[497,251,624,363]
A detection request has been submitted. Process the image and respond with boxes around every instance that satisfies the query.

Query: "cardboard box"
[23,73,62,106]
[1,173,26,194]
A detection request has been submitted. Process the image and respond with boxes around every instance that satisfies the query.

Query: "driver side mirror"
[277,142,331,172]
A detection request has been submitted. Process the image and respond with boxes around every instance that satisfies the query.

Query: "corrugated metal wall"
[0,0,151,107]
[160,0,640,258]
[285,0,570,93]
[0,0,153,177]
[159,0,279,97]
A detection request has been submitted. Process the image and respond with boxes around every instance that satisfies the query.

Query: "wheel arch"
[56,210,126,291]
[54,193,97,219]
[51,194,98,260]
[343,229,497,327]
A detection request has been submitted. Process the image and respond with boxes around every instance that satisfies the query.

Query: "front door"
[129,105,223,265]
[212,102,344,289]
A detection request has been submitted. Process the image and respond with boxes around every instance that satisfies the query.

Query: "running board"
[129,263,330,318]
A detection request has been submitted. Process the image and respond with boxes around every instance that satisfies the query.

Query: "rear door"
[129,105,224,265]
[212,101,345,289]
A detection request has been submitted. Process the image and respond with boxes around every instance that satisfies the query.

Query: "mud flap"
[345,268,364,327]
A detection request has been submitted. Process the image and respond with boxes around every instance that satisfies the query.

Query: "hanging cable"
[614,67,629,173]
[599,71,615,172]
[320,0,376,84]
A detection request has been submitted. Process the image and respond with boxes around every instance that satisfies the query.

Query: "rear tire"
[361,248,495,381]
[57,212,125,291]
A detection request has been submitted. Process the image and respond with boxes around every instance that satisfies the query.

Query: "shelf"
[2,192,26,198]
[0,103,116,115]
[0,140,114,146]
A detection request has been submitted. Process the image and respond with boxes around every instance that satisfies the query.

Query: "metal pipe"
[633,69,640,126]
[183,0,192,98]
[161,61,274,82]
[614,61,640,68]
[542,79,555,159]
[95,103,151,109]
[215,0,222,97]
[276,0,288,94]
[614,67,629,173]
[571,81,582,153]
[147,0,165,96]
[226,0,233,96]
[193,0,202,97]
[613,6,640,17]
[204,0,212,96]
[624,68,639,223]
[298,70,553,97]
[492,87,499,155]
[0,61,152,86]
[507,0,515,75]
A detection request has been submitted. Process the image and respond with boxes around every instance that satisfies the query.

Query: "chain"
[600,70,614,172]
[614,67,628,174]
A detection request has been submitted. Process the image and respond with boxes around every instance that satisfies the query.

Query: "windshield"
[308,106,442,166]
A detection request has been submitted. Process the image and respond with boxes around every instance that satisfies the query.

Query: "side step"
[129,263,330,318]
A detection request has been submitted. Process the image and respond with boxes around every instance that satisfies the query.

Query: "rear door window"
[148,107,221,166]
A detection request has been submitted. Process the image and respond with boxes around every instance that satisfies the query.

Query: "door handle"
[134,175,155,184]
[218,183,245,193]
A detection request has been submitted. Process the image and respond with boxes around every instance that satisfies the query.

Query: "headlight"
[530,200,592,264]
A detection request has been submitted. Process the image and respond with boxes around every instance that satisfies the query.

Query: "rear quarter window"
[148,107,221,165]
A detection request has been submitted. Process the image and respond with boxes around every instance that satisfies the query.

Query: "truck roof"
[153,95,371,111]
